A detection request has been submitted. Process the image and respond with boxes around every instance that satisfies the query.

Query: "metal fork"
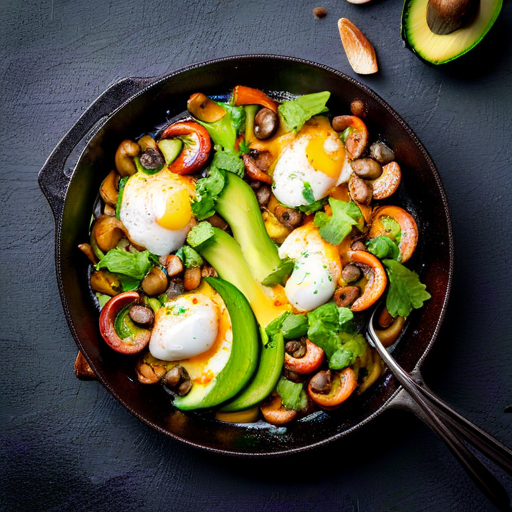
[366,309,512,511]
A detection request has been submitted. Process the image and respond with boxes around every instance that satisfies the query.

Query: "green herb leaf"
[276,377,308,411]
[366,236,401,261]
[182,246,204,269]
[191,168,226,220]
[278,91,331,133]
[95,248,157,291]
[281,314,308,340]
[96,293,111,308]
[383,260,431,318]
[187,222,215,248]
[197,103,245,152]
[265,311,291,338]
[211,148,245,178]
[302,182,315,204]
[239,139,251,154]
[262,258,294,286]
[314,198,361,246]
[298,198,327,215]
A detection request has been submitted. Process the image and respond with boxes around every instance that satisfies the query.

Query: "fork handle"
[369,331,512,511]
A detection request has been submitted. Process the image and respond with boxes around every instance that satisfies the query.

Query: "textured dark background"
[1,0,512,510]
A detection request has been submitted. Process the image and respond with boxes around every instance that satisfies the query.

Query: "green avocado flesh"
[215,172,281,283]
[401,0,502,64]
[172,278,259,411]
[195,227,287,329]
[220,332,285,412]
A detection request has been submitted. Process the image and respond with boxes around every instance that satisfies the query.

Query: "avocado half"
[401,0,502,64]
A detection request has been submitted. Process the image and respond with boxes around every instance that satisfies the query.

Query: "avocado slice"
[215,172,282,283]
[401,0,502,64]
[220,332,285,412]
[195,227,290,328]
[173,277,259,411]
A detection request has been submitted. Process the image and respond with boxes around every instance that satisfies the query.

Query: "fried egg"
[120,169,195,255]
[149,283,232,385]
[270,117,346,207]
[279,222,341,312]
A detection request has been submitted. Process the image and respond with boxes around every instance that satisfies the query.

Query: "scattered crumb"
[313,6,327,18]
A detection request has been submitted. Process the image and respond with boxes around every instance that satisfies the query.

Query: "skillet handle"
[38,76,156,221]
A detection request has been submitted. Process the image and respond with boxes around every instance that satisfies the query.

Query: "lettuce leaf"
[210,148,245,178]
[278,91,330,133]
[383,260,431,317]
[276,377,308,411]
[314,198,361,246]
[366,236,401,261]
[95,248,157,291]
[281,314,308,340]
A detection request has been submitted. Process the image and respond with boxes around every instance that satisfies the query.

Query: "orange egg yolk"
[155,187,192,230]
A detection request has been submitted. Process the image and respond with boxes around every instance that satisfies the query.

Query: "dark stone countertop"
[1,0,511,510]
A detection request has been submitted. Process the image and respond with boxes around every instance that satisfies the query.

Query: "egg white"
[120,170,195,256]
[279,223,341,312]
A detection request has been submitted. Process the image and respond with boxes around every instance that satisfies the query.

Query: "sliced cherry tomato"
[285,339,324,375]
[99,291,151,354]
[232,85,278,112]
[308,367,357,410]
[347,250,387,312]
[160,121,211,175]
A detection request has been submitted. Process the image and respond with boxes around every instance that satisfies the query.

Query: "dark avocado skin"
[220,332,285,412]
[173,278,259,410]
[401,0,503,65]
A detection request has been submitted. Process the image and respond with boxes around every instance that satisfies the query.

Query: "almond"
[338,18,378,75]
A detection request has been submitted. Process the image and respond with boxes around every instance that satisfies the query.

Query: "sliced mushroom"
[351,158,382,180]
[142,267,168,296]
[137,135,158,152]
[129,305,155,326]
[139,148,165,170]
[91,215,126,253]
[184,267,201,291]
[375,316,406,347]
[274,205,303,230]
[99,170,120,206]
[342,264,362,284]
[162,365,192,396]
[334,286,361,308]
[369,141,395,165]
[242,154,273,184]
[254,108,279,140]
[348,174,372,205]
[115,140,140,177]
[187,92,227,123]
[90,270,122,296]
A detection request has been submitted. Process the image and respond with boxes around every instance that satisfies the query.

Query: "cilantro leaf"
[366,236,401,261]
[276,377,308,411]
[302,182,315,204]
[278,91,331,133]
[298,198,327,215]
[239,139,251,154]
[383,260,431,318]
[191,168,226,220]
[211,148,245,178]
[314,198,361,246]
[187,222,215,248]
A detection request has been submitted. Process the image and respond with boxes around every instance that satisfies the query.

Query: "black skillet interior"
[54,56,453,456]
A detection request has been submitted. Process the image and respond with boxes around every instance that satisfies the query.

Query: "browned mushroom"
[90,270,122,296]
[99,170,120,206]
[115,139,140,177]
[142,267,168,296]
[254,108,279,140]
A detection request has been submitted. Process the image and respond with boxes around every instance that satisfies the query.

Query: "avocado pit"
[427,0,480,35]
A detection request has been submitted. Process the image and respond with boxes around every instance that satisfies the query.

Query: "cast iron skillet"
[39,55,455,456]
